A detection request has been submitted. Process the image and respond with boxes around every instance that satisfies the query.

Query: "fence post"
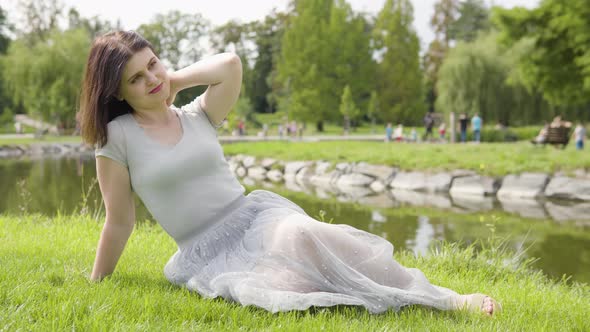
[450,112,456,143]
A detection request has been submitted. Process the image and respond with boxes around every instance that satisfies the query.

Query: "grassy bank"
[0,136,82,146]
[1,214,588,331]
[1,136,587,176]
[223,141,589,176]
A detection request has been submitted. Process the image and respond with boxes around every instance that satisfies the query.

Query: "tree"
[210,20,252,56]
[450,0,490,43]
[67,8,118,38]
[436,32,550,126]
[339,85,360,135]
[276,0,333,128]
[249,11,289,114]
[431,0,459,48]
[494,0,590,107]
[372,0,424,124]
[1,29,90,128]
[0,5,14,124]
[0,6,11,53]
[425,0,490,115]
[13,0,63,44]
[137,11,209,71]
[424,0,458,114]
[367,91,379,133]
[326,0,374,124]
[277,0,373,130]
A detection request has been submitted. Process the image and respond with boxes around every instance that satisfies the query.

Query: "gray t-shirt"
[96,96,245,243]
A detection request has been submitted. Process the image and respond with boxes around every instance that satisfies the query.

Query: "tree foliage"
[249,11,289,114]
[425,0,490,114]
[0,5,13,122]
[1,28,90,127]
[424,0,458,113]
[367,90,379,132]
[430,0,459,48]
[373,0,424,124]
[449,0,490,43]
[339,85,359,134]
[494,0,590,107]
[0,6,11,54]
[137,11,209,71]
[276,0,373,129]
[4,0,587,130]
[67,8,119,38]
[13,0,63,44]
[436,32,551,125]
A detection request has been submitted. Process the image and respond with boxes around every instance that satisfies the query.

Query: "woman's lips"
[149,83,163,94]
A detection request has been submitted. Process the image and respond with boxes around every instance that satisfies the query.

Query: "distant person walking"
[423,112,434,141]
[298,122,305,139]
[393,123,404,142]
[409,127,417,142]
[471,113,482,143]
[573,122,587,150]
[385,122,393,142]
[290,121,297,139]
[278,124,284,139]
[438,122,446,141]
[237,119,246,136]
[459,113,468,143]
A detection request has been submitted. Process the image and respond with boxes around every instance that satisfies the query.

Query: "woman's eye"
[149,61,156,68]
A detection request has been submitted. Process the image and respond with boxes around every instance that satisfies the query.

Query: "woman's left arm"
[167,53,242,125]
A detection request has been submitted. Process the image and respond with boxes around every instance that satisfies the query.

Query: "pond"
[1,155,589,284]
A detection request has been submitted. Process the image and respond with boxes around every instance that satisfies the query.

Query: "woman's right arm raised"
[90,156,136,281]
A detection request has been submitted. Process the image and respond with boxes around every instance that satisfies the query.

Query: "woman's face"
[118,47,169,110]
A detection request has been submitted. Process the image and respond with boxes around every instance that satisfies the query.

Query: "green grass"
[1,214,588,331]
[0,135,82,146]
[223,141,589,176]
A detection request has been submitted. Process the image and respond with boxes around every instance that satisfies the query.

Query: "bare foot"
[458,294,501,316]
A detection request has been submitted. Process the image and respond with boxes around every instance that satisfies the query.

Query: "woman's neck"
[132,104,173,127]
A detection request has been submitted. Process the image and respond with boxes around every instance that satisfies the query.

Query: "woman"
[79,31,500,315]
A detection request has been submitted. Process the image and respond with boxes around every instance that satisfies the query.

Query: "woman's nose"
[146,72,158,85]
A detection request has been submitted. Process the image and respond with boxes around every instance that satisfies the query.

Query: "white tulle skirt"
[164,190,459,314]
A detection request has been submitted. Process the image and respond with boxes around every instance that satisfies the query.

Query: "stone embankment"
[0,143,93,158]
[227,154,590,224]
[228,155,590,201]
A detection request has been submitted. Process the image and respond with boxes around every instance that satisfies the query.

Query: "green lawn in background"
[0,136,83,146]
[223,141,588,176]
[1,137,586,177]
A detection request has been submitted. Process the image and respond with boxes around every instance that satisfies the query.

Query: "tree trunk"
[316,120,324,132]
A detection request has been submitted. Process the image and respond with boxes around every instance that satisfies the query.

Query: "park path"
[0,133,386,142]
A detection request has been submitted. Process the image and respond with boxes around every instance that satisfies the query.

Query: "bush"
[458,126,541,142]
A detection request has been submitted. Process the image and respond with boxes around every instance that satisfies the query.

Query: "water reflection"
[1,156,589,284]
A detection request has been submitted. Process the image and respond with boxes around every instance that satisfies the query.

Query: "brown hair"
[78,31,155,147]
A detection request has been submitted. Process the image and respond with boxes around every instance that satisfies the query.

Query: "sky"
[2,0,539,52]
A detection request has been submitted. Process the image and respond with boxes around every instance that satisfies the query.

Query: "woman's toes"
[458,294,500,316]
[483,297,494,315]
